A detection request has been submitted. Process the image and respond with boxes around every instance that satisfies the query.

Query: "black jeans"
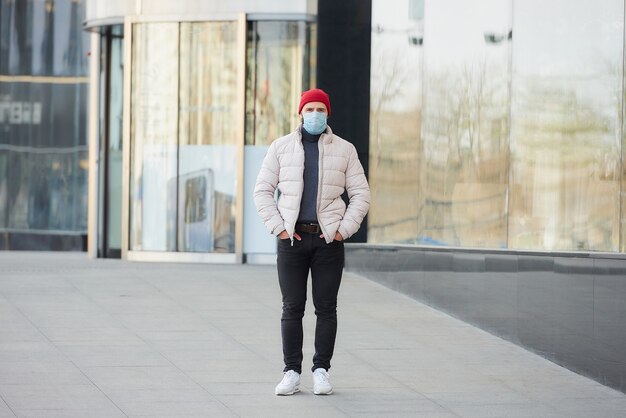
[276,232,344,374]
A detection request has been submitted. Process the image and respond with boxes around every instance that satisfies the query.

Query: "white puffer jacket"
[254,125,370,244]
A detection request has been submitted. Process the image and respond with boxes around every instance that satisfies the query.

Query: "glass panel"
[0,151,6,229]
[509,0,622,251]
[0,0,88,249]
[368,0,423,244]
[98,31,107,250]
[623,24,626,253]
[418,0,511,248]
[245,21,315,146]
[619,76,626,253]
[178,22,238,253]
[130,23,179,251]
[106,28,124,252]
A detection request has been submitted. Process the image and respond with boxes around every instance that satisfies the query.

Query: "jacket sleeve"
[253,142,286,236]
[337,144,371,240]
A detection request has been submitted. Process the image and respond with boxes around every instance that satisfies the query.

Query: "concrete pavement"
[0,252,625,417]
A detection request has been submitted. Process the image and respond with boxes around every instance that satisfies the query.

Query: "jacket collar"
[296,124,333,144]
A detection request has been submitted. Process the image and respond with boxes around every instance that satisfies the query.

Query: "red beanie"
[298,88,331,116]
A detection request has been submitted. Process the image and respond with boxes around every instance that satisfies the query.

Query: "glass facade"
[368,0,422,244]
[130,23,179,252]
[420,0,511,248]
[123,17,318,259]
[509,0,623,252]
[370,0,626,253]
[130,21,238,253]
[127,18,318,257]
[178,22,238,253]
[0,0,89,250]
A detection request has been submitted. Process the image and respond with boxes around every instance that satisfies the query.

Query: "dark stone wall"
[317,0,371,243]
[345,244,626,393]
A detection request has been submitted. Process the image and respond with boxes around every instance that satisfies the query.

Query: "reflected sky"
[370,0,422,113]
[514,0,622,77]
[424,0,511,70]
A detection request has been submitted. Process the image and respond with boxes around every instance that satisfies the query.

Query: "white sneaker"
[313,368,333,395]
[275,370,300,395]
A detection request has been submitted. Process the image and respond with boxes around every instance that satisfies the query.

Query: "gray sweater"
[298,128,321,223]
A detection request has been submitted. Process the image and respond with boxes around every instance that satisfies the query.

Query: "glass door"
[126,19,243,261]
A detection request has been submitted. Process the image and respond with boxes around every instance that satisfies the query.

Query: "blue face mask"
[302,112,327,135]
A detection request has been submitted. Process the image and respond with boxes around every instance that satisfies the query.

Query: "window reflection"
[418,0,512,248]
[619,89,626,253]
[370,0,625,253]
[369,0,511,247]
[0,0,89,249]
[178,22,237,253]
[368,0,423,243]
[245,21,316,146]
[130,23,179,251]
[509,0,622,251]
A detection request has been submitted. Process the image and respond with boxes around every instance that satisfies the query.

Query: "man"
[254,88,370,396]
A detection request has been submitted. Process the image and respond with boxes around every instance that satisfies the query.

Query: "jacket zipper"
[316,134,329,241]
[292,133,306,246]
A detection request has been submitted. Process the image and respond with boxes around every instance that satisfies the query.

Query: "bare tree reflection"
[419,53,510,248]
[509,76,620,251]
[369,45,421,243]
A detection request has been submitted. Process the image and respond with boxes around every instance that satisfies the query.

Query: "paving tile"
[39,327,145,346]
[197,307,273,320]
[0,322,49,343]
[101,387,215,404]
[135,329,231,342]
[352,413,457,418]
[143,337,245,353]
[0,361,91,386]
[81,366,199,390]
[57,344,170,367]
[198,381,275,395]
[0,277,75,296]
[0,342,65,363]
[440,402,561,418]
[398,370,503,394]
[328,367,406,389]
[320,387,451,415]
[217,393,346,417]
[503,377,625,402]
[424,390,534,405]
[0,384,116,411]
[158,348,266,372]
[89,295,184,315]
[114,400,236,417]
[185,363,279,384]
[15,410,125,418]
[545,397,626,417]
[349,347,461,371]
[112,313,210,332]
[234,405,347,418]
[0,398,15,418]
